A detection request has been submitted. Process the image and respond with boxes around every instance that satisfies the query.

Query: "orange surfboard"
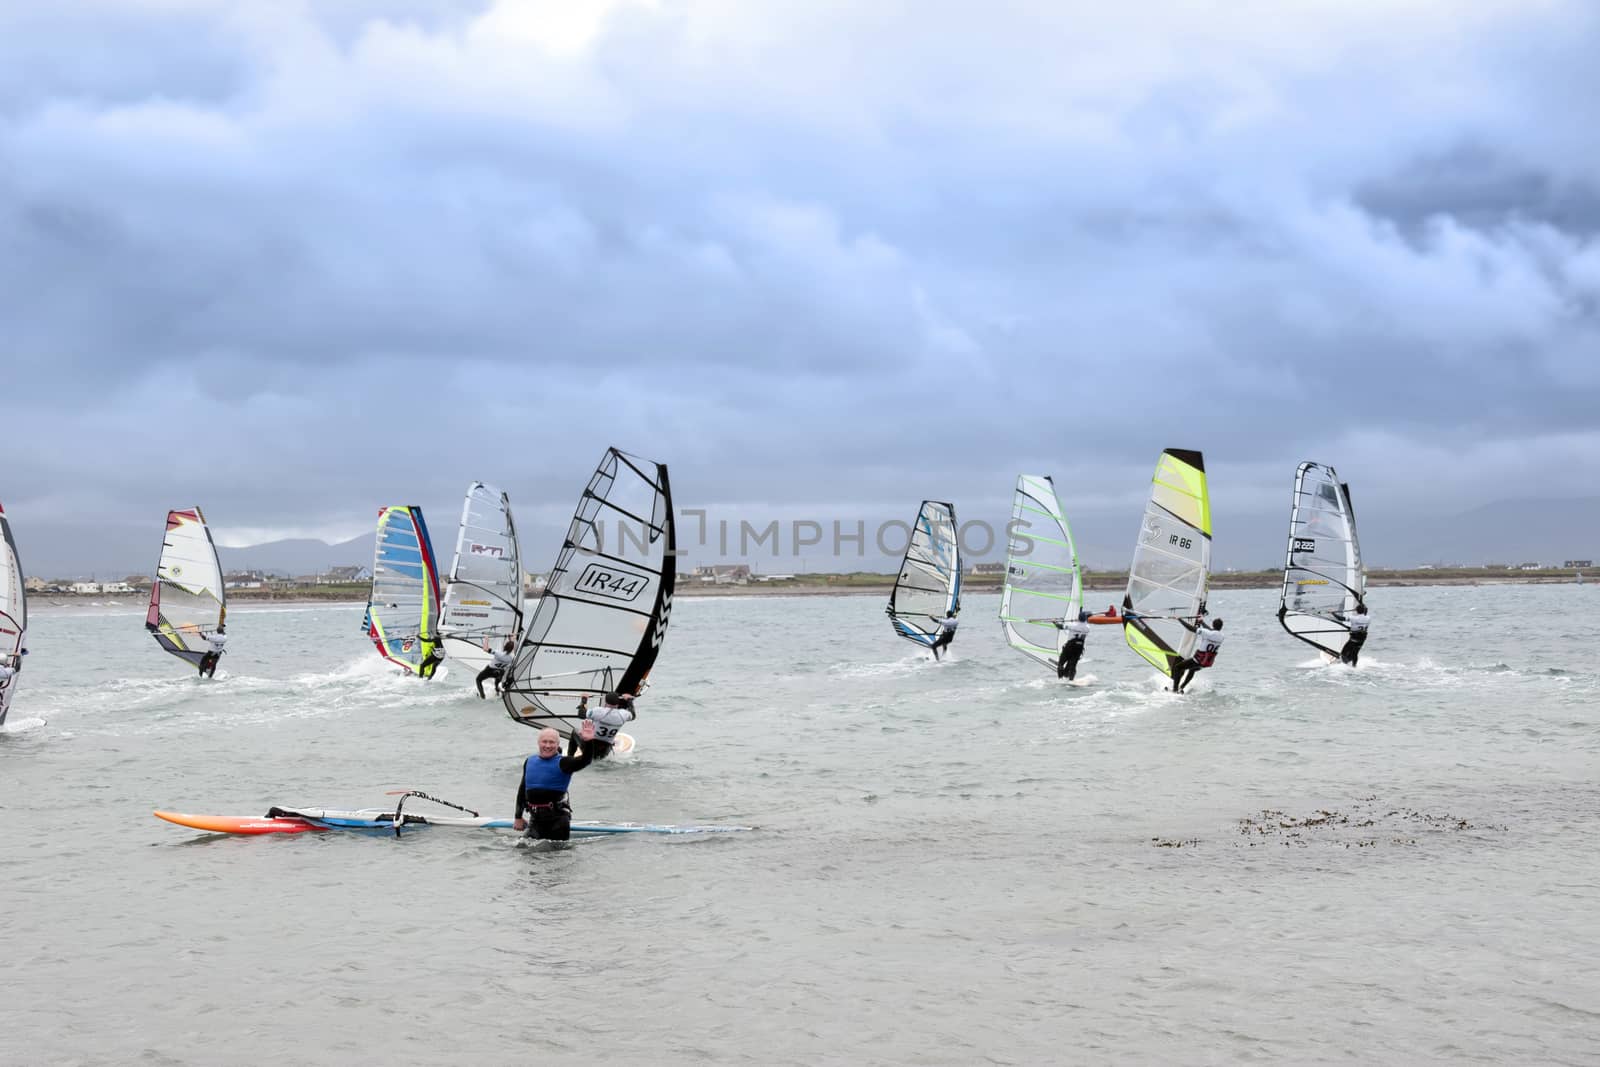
[154,811,329,835]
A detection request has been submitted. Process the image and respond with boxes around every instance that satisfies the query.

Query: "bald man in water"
[513,720,597,840]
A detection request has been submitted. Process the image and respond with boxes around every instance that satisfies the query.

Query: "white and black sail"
[1279,462,1366,658]
[887,501,961,648]
[439,482,524,677]
[145,507,227,669]
[501,448,675,736]
[0,500,26,726]
[999,475,1082,671]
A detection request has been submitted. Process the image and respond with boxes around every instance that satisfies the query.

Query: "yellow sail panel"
[1124,622,1177,678]
[1150,449,1211,537]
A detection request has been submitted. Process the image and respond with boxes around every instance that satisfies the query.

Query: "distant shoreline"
[24,568,1584,609]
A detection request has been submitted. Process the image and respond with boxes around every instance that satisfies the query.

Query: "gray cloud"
[3,0,1599,575]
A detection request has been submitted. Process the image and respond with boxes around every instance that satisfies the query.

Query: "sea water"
[2,585,1596,1064]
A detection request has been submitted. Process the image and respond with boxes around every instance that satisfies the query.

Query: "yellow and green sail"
[1123,449,1211,678]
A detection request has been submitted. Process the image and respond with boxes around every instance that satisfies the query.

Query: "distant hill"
[1359,496,1600,568]
[17,496,1600,578]
[217,534,373,576]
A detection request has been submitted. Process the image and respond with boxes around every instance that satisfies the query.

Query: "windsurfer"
[1335,603,1370,666]
[1052,610,1092,680]
[1172,617,1224,693]
[419,637,446,679]
[570,691,635,760]
[198,625,226,678]
[930,608,960,660]
[476,639,515,698]
[0,649,22,686]
[514,720,597,840]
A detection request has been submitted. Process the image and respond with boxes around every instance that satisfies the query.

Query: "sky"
[3,0,1598,576]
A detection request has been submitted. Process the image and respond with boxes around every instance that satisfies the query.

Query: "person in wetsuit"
[1335,602,1370,666]
[197,624,226,678]
[929,608,960,660]
[514,720,597,840]
[0,650,22,689]
[569,691,635,761]
[419,636,445,680]
[1053,610,1092,680]
[1171,617,1224,693]
[476,638,515,699]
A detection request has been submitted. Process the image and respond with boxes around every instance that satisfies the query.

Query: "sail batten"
[439,483,524,676]
[999,475,1082,671]
[0,501,26,725]
[145,508,226,669]
[887,501,961,648]
[501,448,675,736]
[1279,462,1366,657]
[1123,449,1212,679]
[365,506,443,675]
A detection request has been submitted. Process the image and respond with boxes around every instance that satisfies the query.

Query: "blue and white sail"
[887,501,961,648]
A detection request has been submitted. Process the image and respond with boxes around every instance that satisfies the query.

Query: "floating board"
[155,811,327,835]
[153,808,748,837]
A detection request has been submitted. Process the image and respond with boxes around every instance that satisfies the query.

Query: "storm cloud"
[3,0,1598,574]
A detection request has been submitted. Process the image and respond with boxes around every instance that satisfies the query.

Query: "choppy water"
[3,585,1597,1065]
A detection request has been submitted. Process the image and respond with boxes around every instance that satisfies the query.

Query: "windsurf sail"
[364,506,443,675]
[145,508,226,668]
[0,501,26,725]
[1279,462,1366,657]
[999,475,1082,670]
[1123,449,1212,679]
[439,482,524,674]
[888,501,961,647]
[501,448,675,735]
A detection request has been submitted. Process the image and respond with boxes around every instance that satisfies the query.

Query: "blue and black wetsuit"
[514,743,593,840]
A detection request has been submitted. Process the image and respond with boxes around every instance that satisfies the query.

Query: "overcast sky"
[4,0,1598,575]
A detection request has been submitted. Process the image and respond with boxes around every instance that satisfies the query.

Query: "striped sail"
[502,448,675,737]
[1000,475,1081,670]
[1279,462,1366,657]
[0,501,26,725]
[364,506,443,675]
[888,501,961,648]
[440,483,524,676]
[145,508,226,668]
[1123,449,1212,679]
